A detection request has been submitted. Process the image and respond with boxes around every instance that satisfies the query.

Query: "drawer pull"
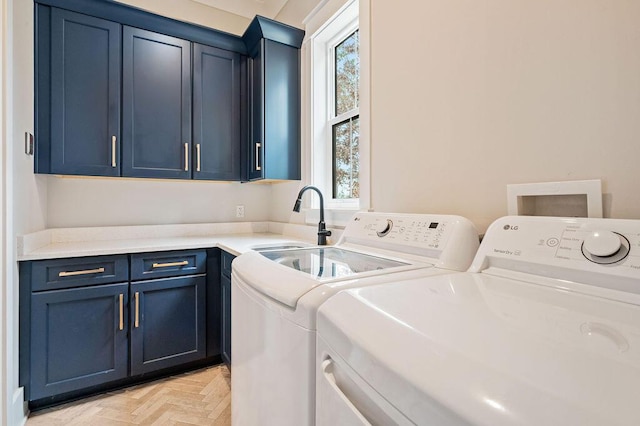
[152,260,189,268]
[118,294,124,331]
[58,267,105,277]
[135,292,140,328]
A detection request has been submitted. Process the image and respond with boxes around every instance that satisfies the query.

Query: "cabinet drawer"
[221,251,235,278]
[130,250,206,281]
[31,255,129,292]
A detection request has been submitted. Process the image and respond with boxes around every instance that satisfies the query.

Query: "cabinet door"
[122,27,192,179]
[130,276,206,375]
[30,283,129,400]
[221,273,232,365]
[247,39,301,181]
[49,8,121,176]
[193,44,241,181]
[263,39,301,180]
[247,40,264,181]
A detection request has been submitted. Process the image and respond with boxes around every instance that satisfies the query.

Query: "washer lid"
[260,247,409,279]
[233,249,416,308]
[317,273,640,425]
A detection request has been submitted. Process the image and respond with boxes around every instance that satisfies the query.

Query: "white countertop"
[17,221,334,261]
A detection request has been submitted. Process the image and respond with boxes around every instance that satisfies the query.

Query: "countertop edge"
[17,221,343,261]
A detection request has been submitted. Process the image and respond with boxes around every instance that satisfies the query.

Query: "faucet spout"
[292,185,332,245]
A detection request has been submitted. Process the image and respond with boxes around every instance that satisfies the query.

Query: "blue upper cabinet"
[122,27,192,179]
[36,7,121,176]
[243,16,304,181]
[34,2,303,183]
[193,44,241,181]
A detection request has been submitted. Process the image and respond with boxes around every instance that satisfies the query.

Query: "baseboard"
[11,387,27,426]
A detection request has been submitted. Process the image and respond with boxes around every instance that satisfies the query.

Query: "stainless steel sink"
[250,242,311,252]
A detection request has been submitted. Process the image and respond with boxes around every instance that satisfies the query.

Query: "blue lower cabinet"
[130,276,207,375]
[21,250,218,406]
[220,251,235,366]
[29,283,129,400]
[221,274,232,365]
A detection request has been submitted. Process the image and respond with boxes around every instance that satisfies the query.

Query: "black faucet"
[292,185,332,246]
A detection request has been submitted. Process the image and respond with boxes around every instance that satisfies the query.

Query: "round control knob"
[583,230,622,257]
[376,219,393,237]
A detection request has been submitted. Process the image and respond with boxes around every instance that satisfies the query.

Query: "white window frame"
[303,0,370,225]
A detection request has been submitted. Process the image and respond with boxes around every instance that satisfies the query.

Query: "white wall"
[1,0,7,422]
[369,0,640,232]
[7,0,45,422]
[269,0,640,232]
[115,0,250,35]
[47,177,272,227]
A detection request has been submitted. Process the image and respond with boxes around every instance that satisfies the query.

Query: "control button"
[581,231,630,265]
[546,238,559,247]
[376,219,393,237]
[583,231,622,257]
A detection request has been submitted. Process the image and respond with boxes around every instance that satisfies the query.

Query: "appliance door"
[231,272,315,426]
[316,336,413,426]
[317,273,640,426]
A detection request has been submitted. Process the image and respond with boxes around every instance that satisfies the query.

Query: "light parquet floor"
[26,365,231,426]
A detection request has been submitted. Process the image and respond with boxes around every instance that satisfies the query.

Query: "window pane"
[333,116,359,199]
[335,30,359,116]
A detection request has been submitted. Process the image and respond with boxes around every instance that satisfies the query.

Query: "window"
[332,30,359,200]
[309,0,365,213]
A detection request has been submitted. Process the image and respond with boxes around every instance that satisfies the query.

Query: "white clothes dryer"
[316,216,640,425]
[231,212,479,426]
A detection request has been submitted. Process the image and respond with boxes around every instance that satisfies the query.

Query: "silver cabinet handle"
[111,136,117,168]
[184,143,189,171]
[152,260,189,268]
[118,294,124,331]
[196,144,201,172]
[134,292,140,328]
[58,267,105,277]
[255,142,262,171]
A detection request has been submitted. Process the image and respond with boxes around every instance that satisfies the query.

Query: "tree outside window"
[332,30,359,200]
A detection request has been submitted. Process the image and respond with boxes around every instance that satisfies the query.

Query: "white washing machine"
[315,216,640,425]
[231,212,480,426]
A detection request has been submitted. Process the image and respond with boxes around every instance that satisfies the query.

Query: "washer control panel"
[342,213,453,250]
[338,212,479,272]
[470,216,640,292]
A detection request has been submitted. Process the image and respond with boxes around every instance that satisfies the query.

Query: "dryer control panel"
[470,216,640,294]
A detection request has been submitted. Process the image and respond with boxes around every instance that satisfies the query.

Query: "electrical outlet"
[236,205,245,218]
